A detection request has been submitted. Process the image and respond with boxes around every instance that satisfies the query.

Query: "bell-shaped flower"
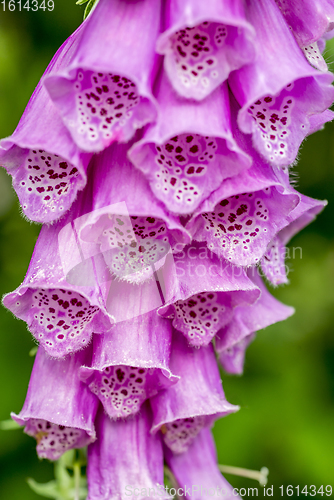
[80,311,178,419]
[156,0,256,100]
[87,402,167,500]
[150,330,238,454]
[44,0,160,153]
[165,428,240,500]
[128,73,251,214]
[186,148,300,267]
[216,268,295,374]
[2,185,112,358]
[0,24,91,223]
[229,0,334,166]
[3,139,189,357]
[260,193,327,285]
[219,333,256,375]
[307,109,334,137]
[275,0,334,72]
[11,347,98,460]
[274,0,334,47]
[76,140,190,285]
[157,241,260,347]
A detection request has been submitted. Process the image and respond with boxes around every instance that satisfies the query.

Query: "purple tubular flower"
[157,242,260,347]
[77,141,190,285]
[2,187,112,358]
[156,0,255,100]
[87,403,167,500]
[186,164,300,267]
[2,139,191,357]
[307,109,334,136]
[128,73,251,214]
[318,26,334,54]
[216,269,295,374]
[80,312,178,419]
[11,347,98,460]
[278,194,328,245]
[0,24,91,223]
[275,0,334,47]
[44,0,160,153]
[165,428,240,500]
[300,42,328,72]
[219,333,256,375]
[261,193,327,285]
[229,0,334,166]
[150,331,238,454]
[260,236,289,286]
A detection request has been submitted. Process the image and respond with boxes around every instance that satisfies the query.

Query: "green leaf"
[0,419,21,430]
[27,478,60,499]
[75,0,89,5]
[28,449,88,499]
[84,0,98,19]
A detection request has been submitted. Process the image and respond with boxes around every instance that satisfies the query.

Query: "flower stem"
[164,465,179,490]
[73,462,80,500]
[218,465,269,486]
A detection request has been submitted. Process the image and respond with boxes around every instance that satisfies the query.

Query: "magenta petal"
[76,141,190,285]
[128,75,251,214]
[280,193,327,244]
[229,0,334,166]
[165,428,239,500]
[219,333,256,375]
[261,193,327,285]
[261,236,289,285]
[158,242,260,346]
[0,25,91,223]
[44,0,160,152]
[216,269,294,373]
[188,179,299,267]
[2,193,113,358]
[150,331,238,454]
[157,0,255,100]
[307,109,334,135]
[12,347,98,460]
[87,403,166,500]
[80,312,178,419]
[275,0,334,47]
[301,42,328,72]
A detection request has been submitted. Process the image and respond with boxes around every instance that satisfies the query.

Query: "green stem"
[218,465,269,486]
[73,462,80,500]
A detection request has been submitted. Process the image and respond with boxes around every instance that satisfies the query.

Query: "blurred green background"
[0,2,333,499]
